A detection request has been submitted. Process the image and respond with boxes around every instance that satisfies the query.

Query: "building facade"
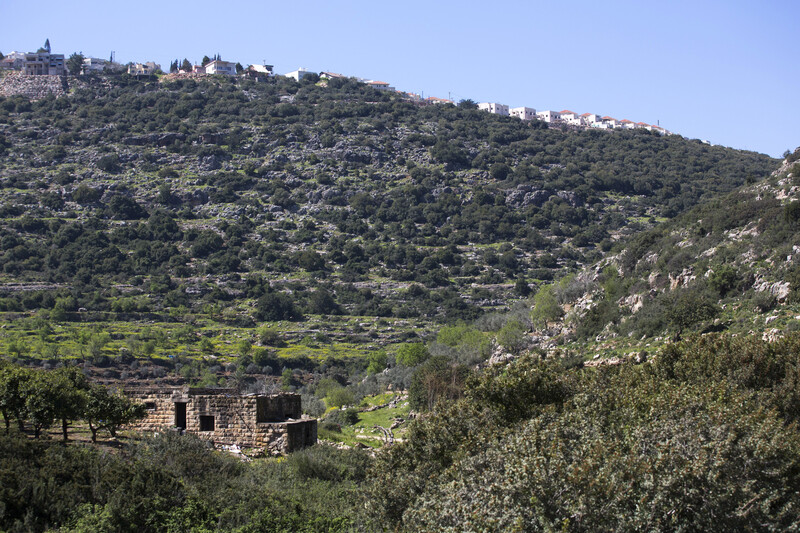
[23,52,65,76]
[125,387,317,455]
[536,110,561,123]
[205,60,237,76]
[478,102,510,115]
[510,106,537,120]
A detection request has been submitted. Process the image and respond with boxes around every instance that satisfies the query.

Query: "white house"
[285,67,314,81]
[619,119,635,129]
[559,110,579,121]
[320,71,345,80]
[81,57,108,74]
[478,102,509,116]
[248,64,273,75]
[128,62,160,76]
[581,113,601,124]
[509,106,536,120]
[536,110,560,123]
[0,51,26,71]
[367,80,395,91]
[601,116,619,127]
[426,96,454,105]
[205,60,237,76]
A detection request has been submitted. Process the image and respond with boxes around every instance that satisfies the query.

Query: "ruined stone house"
[125,387,317,454]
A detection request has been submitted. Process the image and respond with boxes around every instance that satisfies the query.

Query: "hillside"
[0,73,778,382]
[534,147,800,359]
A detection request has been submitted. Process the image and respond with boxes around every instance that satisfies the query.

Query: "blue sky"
[2,0,797,158]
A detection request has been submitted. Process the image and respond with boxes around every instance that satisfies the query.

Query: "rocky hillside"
[535,147,800,358]
[0,73,779,362]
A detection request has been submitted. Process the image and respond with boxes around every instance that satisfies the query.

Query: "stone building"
[125,387,317,454]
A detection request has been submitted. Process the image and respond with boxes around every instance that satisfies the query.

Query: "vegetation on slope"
[0,73,778,387]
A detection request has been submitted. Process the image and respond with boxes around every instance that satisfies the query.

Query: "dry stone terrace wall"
[125,387,317,455]
[0,72,68,99]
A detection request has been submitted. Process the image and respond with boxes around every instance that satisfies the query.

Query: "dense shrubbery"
[0,74,778,327]
[366,333,800,531]
[0,432,368,533]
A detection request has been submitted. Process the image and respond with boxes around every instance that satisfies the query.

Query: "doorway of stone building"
[175,402,187,430]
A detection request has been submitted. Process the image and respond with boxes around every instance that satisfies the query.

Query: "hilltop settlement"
[1,39,672,135]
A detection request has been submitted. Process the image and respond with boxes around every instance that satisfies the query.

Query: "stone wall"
[0,71,68,100]
[125,387,317,455]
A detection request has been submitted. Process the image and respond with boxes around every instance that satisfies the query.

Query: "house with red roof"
[426,96,454,105]
[367,80,395,91]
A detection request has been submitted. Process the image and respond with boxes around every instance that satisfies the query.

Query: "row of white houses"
[478,102,671,135]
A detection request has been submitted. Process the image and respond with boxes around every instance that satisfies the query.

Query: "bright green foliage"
[530,284,563,328]
[495,319,526,354]
[394,343,429,367]
[325,387,355,409]
[84,385,147,442]
[366,349,388,374]
[435,323,490,365]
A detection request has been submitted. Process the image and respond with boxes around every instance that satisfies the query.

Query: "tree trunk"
[62,418,68,441]
[89,422,97,443]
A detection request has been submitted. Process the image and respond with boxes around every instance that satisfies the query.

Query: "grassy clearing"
[319,394,410,448]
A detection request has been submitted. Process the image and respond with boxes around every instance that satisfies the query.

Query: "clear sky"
[1,0,797,158]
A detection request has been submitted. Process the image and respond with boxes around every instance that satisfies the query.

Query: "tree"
[307,288,340,315]
[457,99,478,109]
[367,350,388,374]
[666,288,719,337]
[235,62,244,74]
[0,364,29,432]
[107,195,147,220]
[67,52,84,76]
[72,183,103,204]
[256,292,303,322]
[489,162,511,181]
[181,58,192,72]
[84,384,147,442]
[169,59,178,73]
[496,319,527,354]
[201,56,211,66]
[21,371,57,438]
[296,250,325,271]
[50,367,89,441]
[409,356,469,412]
[325,386,355,409]
[395,343,429,367]
[530,284,563,328]
[514,277,532,297]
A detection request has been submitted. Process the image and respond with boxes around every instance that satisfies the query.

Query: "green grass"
[319,394,410,448]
